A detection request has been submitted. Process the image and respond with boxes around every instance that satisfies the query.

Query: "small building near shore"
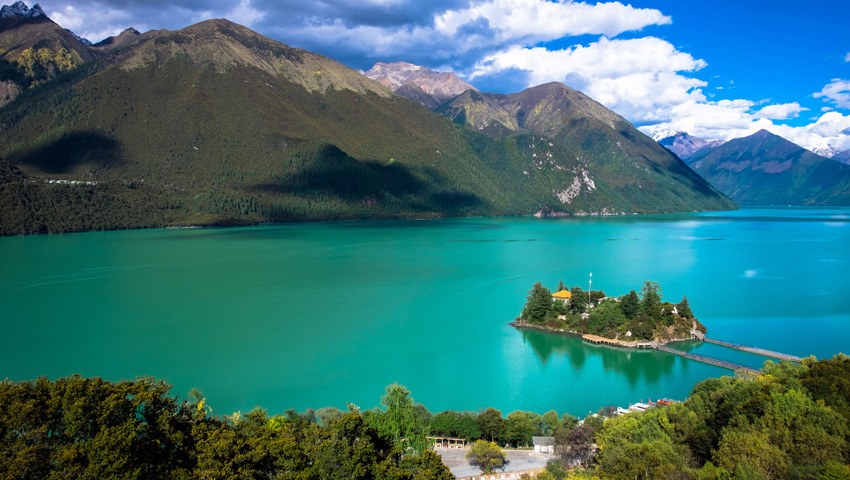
[552,290,572,303]
[532,436,555,454]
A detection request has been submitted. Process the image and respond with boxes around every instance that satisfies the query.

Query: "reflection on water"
[520,329,677,385]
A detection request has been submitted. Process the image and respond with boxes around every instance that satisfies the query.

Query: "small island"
[511,280,707,347]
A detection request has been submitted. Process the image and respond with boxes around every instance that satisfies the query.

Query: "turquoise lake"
[2,207,849,418]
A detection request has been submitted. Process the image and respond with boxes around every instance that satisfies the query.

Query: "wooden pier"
[652,343,759,374]
[582,334,653,349]
[691,330,802,363]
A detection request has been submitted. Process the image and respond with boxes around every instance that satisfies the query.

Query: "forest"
[2,355,849,479]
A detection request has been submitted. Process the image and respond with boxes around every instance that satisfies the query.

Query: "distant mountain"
[833,150,850,165]
[0,1,94,97]
[436,82,734,214]
[812,143,845,159]
[654,131,725,159]
[364,61,475,109]
[686,129,850,205]
[0,18,735,234]
[90,27,141,52]
[0,1,42,18]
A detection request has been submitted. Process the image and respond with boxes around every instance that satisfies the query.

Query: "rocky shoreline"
[508,320,699,348]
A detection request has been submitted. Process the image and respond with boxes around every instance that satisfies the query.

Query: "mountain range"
[653,131,725,160]
[684,130,850,205]
[0,5,734,234]
[363,61,475,110]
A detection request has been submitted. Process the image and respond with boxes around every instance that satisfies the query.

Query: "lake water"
[2,207,849,418]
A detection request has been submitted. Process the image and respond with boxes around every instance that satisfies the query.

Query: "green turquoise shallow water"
[2,207,849,417]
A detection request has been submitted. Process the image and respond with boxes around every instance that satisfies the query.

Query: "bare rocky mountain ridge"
[364,61,475,109]
[654,131,725,160]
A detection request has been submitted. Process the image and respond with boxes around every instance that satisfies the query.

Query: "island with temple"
[510,280,707,347]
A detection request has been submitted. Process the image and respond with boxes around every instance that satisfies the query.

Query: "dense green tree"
[378,383,428,455]
[524,282,554,323]
[640,281,662,312]
[542,410,562,436]
[399,449,455,480]
[466,440,506,473]
[619,289,640,319]
[586,300,626,336]
[477,408,505,442]
[560,424,595,468]
[588,290,606,305]
[677,296,694,319]
[427,410,479,439]
[505,410,543,447]
[316,406,345,427]
[569,287,588,315]
[557,281,568,292]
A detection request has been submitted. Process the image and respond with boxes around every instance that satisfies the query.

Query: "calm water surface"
[2,207,848,417]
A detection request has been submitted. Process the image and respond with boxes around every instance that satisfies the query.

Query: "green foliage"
[569,287,588,315]
[0,376,453,479]
[523,282,554,323]
[520,280,700,343]
[0,20,736,237]
[677,296,694,318]
[504,410,543,447]
[477,408,505,443]
[466,440,506,474]
[640,281,662,312]
[428,411,480,440]
[379,383,428,455]
[618,290,640,319]
[591,355,850,480]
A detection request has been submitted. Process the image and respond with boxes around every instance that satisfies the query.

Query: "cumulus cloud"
[192,0,264,27]
[436,0,670,42]
[468,36,708,124]
[41,0,850,150]
[814,79,850,110]
[754,102,807,120]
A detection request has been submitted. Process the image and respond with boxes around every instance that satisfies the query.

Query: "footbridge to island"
[580,330,802,375]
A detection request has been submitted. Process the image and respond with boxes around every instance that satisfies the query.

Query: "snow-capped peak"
[0,1,45,18]
[650,130,682,142]
[811,143,844,159]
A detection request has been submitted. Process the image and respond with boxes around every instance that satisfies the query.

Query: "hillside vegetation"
[0,17,736,235]
[687,130,850,205]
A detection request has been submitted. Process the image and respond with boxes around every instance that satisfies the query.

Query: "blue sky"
[42,0,850,150]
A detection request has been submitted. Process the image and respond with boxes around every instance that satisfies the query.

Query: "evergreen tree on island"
[524,282,554,323]
[677,296,694,318]
[620,289,640,319]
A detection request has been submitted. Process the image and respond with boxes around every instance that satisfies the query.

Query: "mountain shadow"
[12,131,121,174]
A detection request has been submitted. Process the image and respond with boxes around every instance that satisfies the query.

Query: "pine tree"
[677,296,693,318]
[525,282,554,323]
[620,290,640,319]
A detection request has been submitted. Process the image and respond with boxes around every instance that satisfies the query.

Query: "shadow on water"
[520,329,677,385]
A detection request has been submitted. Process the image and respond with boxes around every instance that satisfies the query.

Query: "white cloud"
[814,79,850,109]
[49,5,129,42]
[468,36,707,123]
[192,0,265,28]
[754,102,807,120]
[845,52,850,62]
[436,0,670,41]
